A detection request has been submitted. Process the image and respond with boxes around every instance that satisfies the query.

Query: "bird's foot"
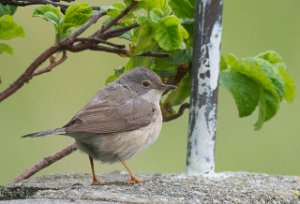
[126,175,145,184]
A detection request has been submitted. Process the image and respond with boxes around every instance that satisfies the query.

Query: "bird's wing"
[64,85,155,134]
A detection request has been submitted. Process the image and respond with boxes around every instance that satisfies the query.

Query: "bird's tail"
[22,128,66,138]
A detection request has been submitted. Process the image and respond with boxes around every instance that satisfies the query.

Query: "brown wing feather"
[64,83,155,134]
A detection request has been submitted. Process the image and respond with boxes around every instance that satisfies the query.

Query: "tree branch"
[100,23,139,40]
[0,0,100,13]
[75,37,125,49]
[11,143,78,185]
[139,51,169,58]
[163,103,190,122]
[0,45,61,102]
[32,51,67,77]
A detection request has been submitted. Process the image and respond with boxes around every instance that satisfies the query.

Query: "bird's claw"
[126,175,145,184]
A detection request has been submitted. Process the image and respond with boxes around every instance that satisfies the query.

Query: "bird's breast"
[75,106,163,163]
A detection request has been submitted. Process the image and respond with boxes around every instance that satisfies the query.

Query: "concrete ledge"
[1,172,300,203]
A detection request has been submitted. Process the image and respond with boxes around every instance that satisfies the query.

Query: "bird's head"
[117,67,176,105]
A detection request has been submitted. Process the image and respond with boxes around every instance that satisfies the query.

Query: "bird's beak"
[160,84,177,91]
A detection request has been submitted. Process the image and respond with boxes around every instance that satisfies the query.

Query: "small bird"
[23,67,176,185]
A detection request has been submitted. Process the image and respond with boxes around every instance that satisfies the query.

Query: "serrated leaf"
[33,5,61,26]
[220,71,260,117]
[0,43,13,54]
[169,0,194,23]
[0,3,17,16]
[105,67,125,84]
[226,54,280,101]
[59,4,93,39]
[0,15,24,40]
[164,72,190,105]
[154,16,182,51]
[132,19,156,54]
[255,90,279,130]
[224,52,295,130]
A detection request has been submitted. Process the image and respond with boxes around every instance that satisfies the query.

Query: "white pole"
[186,0,224,175]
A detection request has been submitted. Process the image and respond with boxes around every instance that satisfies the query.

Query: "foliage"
[0,3,24,54]
[33,4,93,40]
[220,51,295,129]
[0,0,295,129]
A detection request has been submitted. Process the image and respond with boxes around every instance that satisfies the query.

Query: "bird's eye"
[142,80,150,88]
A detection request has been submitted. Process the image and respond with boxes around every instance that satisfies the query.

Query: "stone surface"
[1,172,300,203]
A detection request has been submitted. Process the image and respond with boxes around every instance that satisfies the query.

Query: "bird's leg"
[119,157,145,184]
[89,156,103,185]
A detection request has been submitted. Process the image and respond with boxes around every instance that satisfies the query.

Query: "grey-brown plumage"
[23,67,176,184]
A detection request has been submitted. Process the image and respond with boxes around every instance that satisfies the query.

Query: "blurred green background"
[1,0,299,184]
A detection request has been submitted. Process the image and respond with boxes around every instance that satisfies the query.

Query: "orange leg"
[89,156,103,185]
[119,157,145,184]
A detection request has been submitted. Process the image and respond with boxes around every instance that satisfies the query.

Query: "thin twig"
[11,143,78,185]
[100,23,139,39]
[98,0,137,34]
[66,42,129,56]
[163,103,190,122]
[0,45,61,102]
[139,51,169,58]
[70,11,107,40]
[75,37,125,49]
[32,51,67,76]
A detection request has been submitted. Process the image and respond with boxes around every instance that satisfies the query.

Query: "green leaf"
[59,4,93,39]
[107,3,126,18]
[169,49,192,65]
[0,15,24,40]
[257,51,295,102]
[226,54,280,101]
[169,0,194,23]
[278,67,295,102]
[0,43,13,54]
[179,24,189,39]
[255,90,279,130]
[149,8,164,23]
[258,59,285,100]
[152,58,177,77]
[33,5,61,26]
[164,72,190,105]
[220,71,260,117]
[154,16,182,51]
[223,51,295,130]
[132,19,156,54]
[138,0,167,11]
[220,55,227,71]
[257,50,285,66]
[0,3,17,16]
[105,67,125,84]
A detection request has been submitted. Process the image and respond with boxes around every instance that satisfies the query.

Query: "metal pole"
[186,0,224,175]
